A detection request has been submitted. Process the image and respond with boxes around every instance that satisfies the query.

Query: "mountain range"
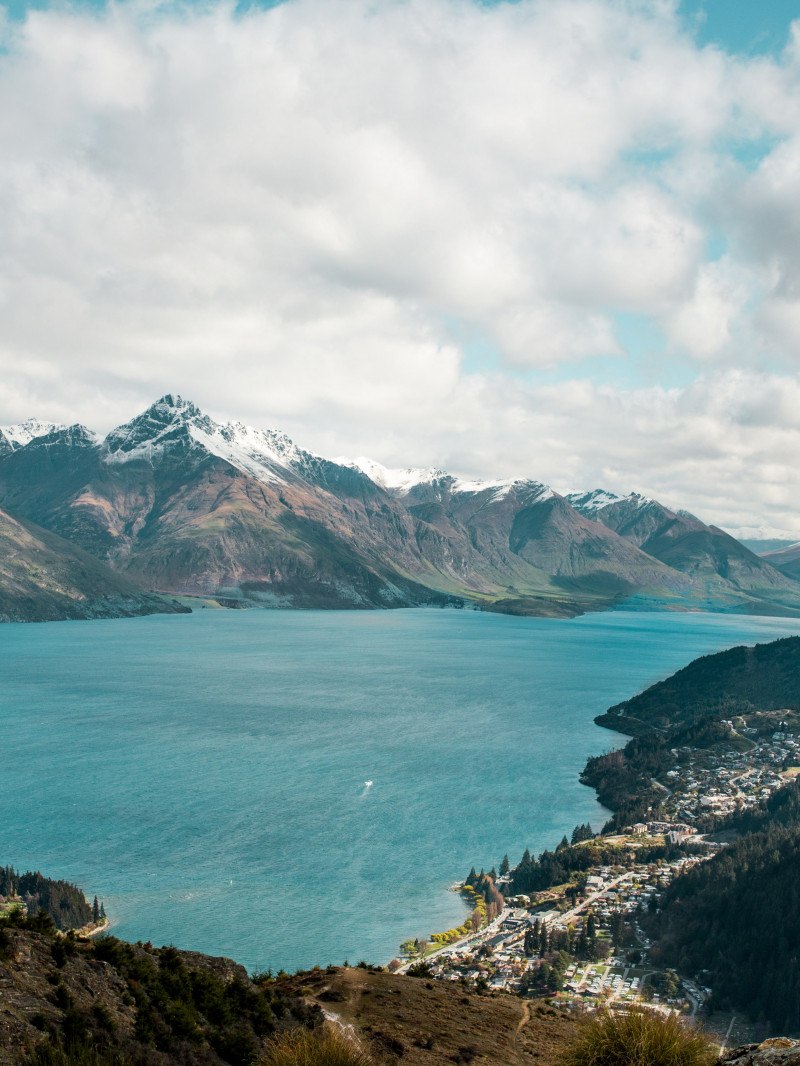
[1,394,799,619]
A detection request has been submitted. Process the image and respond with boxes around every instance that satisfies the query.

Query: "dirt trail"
[515,1000,531,1041]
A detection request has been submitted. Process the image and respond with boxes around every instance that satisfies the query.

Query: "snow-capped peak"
[104,395,211,455]
[220,422,307,466]
[102,396,322,487]
[0,417,67,450]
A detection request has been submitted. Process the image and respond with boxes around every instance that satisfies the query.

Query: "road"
[720,1015,737,1053]
[395,908,513,974]
[553,872,631,927]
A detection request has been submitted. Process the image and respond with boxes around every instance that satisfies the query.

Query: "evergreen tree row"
[0,866,93,930]
[508,837,678,895]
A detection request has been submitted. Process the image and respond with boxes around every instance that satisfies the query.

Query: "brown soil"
[284,966,578,1066]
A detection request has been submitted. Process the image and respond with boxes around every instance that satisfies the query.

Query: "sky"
[2,0,800,538]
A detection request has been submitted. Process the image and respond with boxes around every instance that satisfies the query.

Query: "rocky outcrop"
[723,1040,800,1066]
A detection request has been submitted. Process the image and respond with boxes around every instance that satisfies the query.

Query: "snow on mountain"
[189,421,310,486]
[103,395,201,457]
[338,456,554,504]
[336,456,448,494]
[0,417,67,452]
[451,477,553,503]
[567,489,654,517]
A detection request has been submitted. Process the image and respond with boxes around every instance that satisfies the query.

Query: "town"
[394,709,800,1034]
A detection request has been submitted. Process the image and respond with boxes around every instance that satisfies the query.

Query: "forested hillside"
[646,780,800,1032]
[508,836,676,895]
[595,637,800,736]
[582,636,800,830]
[0,912,322,1065]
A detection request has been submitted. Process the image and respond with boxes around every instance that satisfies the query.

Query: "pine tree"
[92,896,100,923]
[499,854,509,877]
[578,927,588,958]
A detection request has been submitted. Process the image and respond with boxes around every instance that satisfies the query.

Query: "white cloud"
[2,0,800,533]
[665,257,748,358]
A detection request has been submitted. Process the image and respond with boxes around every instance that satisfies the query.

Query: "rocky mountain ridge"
[1,395,798,617]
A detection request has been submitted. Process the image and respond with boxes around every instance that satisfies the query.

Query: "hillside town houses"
[397,712,800,1020]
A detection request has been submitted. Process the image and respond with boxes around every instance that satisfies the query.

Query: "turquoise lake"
[3,607,800,973]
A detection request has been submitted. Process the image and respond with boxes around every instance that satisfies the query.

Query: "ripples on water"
[2,607,799,971]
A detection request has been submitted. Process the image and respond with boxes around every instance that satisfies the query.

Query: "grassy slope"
[284,966,577,1066]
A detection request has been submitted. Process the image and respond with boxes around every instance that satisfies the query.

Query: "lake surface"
[2,607,800,972]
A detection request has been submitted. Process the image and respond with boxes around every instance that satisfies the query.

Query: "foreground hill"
[283,965,577,1066]
[1,395,798,617]
[0,916,576,1066]
[0,505,188,622]
[0,920,321,1065]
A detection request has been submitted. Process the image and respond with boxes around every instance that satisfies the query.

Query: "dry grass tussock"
[260,1028,374,1066]
[559,1008,717,1066]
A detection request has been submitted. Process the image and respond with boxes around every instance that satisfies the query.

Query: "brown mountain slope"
[0,505,188,622]
[400,478,698,608]
[282,965,578,1066]
[567,491,800,614]
[0,415,447,609]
